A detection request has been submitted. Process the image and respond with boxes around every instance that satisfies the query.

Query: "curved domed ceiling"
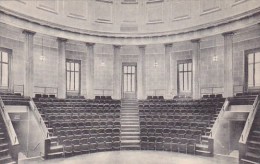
[0,0,260,35]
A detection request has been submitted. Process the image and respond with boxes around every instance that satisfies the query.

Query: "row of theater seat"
[63,136,121,156]
[140,121,209,131]
[140,114,213,120]
[139,108,217,115]
[49,121,121,129]
[202,94,223,99]
[138,100,224,108]
[140,136,197,154]
[56,129,120,144]
[39,107,120,115]
[140,128,202,139]
[45,114,120,122]
[35,102,121,108]
[34,96,121,104]
[35,94,56,98]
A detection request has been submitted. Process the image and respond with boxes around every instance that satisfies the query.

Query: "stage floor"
[21,151,239,164]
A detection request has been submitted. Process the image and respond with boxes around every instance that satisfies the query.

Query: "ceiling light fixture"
[154,59,158,68]
[101,46,105,67]
[213,55,218,62]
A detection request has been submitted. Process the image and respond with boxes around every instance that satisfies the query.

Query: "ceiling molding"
[1,6,260,45]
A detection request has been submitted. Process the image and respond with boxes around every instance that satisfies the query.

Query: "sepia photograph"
[0,0,259,163]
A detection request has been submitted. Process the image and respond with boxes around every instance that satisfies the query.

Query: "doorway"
[122,63,137,99]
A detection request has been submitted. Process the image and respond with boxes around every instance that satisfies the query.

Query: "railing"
[94,89,113,96]
[238,95,259,160]
[206,98,229,155]
[26,142,42,157]
[34,86,58,97]
[200,87,224,97]
[239,95,259,144]
[209,98,229,139]
[147,89,165,96]
[13,85,24,96]
[0,85,24,96]
[0,97,19,145]
[29,98,49,139]
[233,85,244,96]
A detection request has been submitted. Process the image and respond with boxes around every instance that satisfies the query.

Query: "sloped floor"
[20,151,239,164]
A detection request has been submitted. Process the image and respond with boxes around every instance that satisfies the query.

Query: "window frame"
[0,48,11,90]
[177,59,192,96]
[66,59,81,95]
[123,65,136,93]
[245,48,260,92]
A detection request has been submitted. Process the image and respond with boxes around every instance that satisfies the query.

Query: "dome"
[0,0,260,43]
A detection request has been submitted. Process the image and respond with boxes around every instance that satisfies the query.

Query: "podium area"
[20,151,238,164]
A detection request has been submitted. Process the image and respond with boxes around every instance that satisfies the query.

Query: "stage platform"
[20,151,239,164]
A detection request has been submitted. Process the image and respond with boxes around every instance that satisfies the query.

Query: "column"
[191,39,201,99]
[138,45,146,99]
[23,30,35,97]
[164,43,172,99]
[223,32,234,97]
[86,43,95,99]
[57,38,67,98]
[113,45,121,99]
[172,51,178,96]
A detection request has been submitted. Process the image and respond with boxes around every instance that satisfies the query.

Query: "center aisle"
[120,99,140,150]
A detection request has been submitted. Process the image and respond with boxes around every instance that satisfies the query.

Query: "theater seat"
[63,139,73,156]
[80,138,89,153]
[72,139,81,154]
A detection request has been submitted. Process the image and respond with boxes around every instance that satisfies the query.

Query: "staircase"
[0,116,16,164]
[195,109,220,157]
[195,98,225,157]
[45,136,64,159]
[0,93,30,106]
[241,105,260,164]
[120,99,140,150]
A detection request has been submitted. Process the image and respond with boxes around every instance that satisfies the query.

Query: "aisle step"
[120,99,140,150]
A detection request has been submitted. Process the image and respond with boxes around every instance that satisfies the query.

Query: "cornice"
[57,37,68,42]
[85,42,95,47]
[1,6,260,45]
[191,39,201,43]
[22,29,36,35]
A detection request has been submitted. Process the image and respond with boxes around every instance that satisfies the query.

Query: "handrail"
[239,95,259,144]
[32,142,41,151]
[94,89,112,96]
[209,98,229,139]
[233,85,244,95]
[34,86,58,97]
[147,89,165,96]
[29,98,49,139]
[13,84,24,96]
[0,97,19,145]
[200,86,224,96]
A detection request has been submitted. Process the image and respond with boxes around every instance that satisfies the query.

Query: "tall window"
[123,65,136,92]
[178,60,192,94]
[246,51,260,90]
[0,50,9,88]
[66,59,80,93]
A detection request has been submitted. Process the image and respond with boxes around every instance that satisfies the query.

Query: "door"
[122,63,137,99]
[66,59,81,96]
[177,60,192,96]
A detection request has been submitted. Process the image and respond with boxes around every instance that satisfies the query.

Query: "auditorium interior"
[0,0,260,163]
